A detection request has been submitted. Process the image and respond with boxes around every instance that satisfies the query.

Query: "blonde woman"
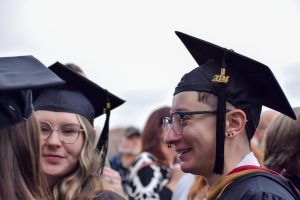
[34,62,126,200]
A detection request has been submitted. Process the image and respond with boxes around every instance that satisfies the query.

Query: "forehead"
[171,91,212,112]
[35,110,79,124]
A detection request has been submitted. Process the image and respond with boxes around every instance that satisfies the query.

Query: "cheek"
[68,135,84,158]
[183,121,216,148]
[40,139,47,150]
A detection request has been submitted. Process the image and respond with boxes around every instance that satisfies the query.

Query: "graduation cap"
[0,55,65,129]
[174,31,296,174]
[33,62,125,172]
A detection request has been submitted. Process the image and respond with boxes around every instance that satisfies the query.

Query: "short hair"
[263,107,300,175]
[65,63,85,75]
[197,91,235,111]
[198,92,218,108]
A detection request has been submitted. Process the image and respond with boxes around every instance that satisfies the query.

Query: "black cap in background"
[0,55,65,129]
[123,126,140,138]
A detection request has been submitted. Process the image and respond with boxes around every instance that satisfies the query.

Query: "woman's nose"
[45,130,62,147]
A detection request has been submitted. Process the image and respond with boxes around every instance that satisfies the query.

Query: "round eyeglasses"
[163,110,217,135]
[39,121,84,144]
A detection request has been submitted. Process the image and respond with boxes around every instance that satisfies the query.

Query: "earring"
[167,144,172,148]
[227,131,234,137]
[227,131,231,137]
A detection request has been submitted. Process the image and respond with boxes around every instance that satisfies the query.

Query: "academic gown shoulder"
[217,172,299,200]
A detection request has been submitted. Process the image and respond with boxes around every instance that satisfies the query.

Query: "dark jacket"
[217,172,300,200]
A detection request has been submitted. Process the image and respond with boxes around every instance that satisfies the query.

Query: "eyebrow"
[39,121,80,127]
[171,107,192,113]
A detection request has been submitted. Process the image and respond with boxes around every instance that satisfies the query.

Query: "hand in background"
[166,164,185,191]
[102,166,123,192]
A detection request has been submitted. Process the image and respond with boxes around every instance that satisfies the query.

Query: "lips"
[43,154,65,163]
[176,147,192,158]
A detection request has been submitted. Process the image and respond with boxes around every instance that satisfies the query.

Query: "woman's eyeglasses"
[39,121,84,144]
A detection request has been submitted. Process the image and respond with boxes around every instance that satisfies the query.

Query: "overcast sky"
[1,0,300,129]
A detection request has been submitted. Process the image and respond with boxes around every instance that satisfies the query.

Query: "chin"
[43,166,65,177]
[181,162,205,175]
[179,161,193,173]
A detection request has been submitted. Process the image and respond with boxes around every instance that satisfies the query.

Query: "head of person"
[65,63,86,77]
[142,106,177,166]
[164,32,296,181]
[0,56,64,199]
[118,126,141,156]
[253,109,279,148]
[33,62,124,199]
[264,107,300,176]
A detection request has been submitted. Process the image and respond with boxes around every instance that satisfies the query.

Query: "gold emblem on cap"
[212,68,229,83]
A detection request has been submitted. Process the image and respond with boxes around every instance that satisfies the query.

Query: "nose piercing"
[167,144,172,148]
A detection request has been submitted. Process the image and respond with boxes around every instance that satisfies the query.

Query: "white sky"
[1,0,300,129]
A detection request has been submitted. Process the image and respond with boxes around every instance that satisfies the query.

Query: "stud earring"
[167,144,172,148]
[227,131,234,137]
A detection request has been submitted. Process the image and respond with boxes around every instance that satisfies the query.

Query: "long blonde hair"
[51,114,102,200]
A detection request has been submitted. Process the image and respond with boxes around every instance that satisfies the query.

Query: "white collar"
[236,152,260,167]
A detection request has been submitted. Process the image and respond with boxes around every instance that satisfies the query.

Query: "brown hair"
[0,113,49,200]
[263,107,300,175]
[141,106,171,165]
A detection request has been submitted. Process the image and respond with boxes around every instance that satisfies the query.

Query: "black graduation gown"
[217,172,300,200]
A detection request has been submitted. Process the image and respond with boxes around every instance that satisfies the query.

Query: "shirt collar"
[236,152,260,168]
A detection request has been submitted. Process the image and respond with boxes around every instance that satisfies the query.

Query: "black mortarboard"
[174,31,296,174]
[0,55,65,129]
[33,62,125,172]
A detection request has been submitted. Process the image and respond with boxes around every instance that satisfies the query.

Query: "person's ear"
[225,109,247,138]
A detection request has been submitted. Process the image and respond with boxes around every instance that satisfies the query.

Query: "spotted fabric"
[125,152,171,200]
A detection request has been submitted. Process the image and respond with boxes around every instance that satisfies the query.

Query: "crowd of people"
[0,31,299,200]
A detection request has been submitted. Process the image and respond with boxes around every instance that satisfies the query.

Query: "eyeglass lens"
[39,121,81,143]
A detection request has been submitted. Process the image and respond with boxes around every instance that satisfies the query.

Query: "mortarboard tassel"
[96,90,111,174]
[213,82,226,174]
[212,51,229,174]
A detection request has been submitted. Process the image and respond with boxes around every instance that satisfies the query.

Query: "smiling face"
[164,91,217,177]
[35,110,84,186]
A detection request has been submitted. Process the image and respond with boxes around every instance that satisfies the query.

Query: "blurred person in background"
[0,56,64,200]
[264,106,300,191]
[34,62,126,200]
[65,63,86,76]
[251,109,279,164]
[109,126,141,192]
[126,106,183,200]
